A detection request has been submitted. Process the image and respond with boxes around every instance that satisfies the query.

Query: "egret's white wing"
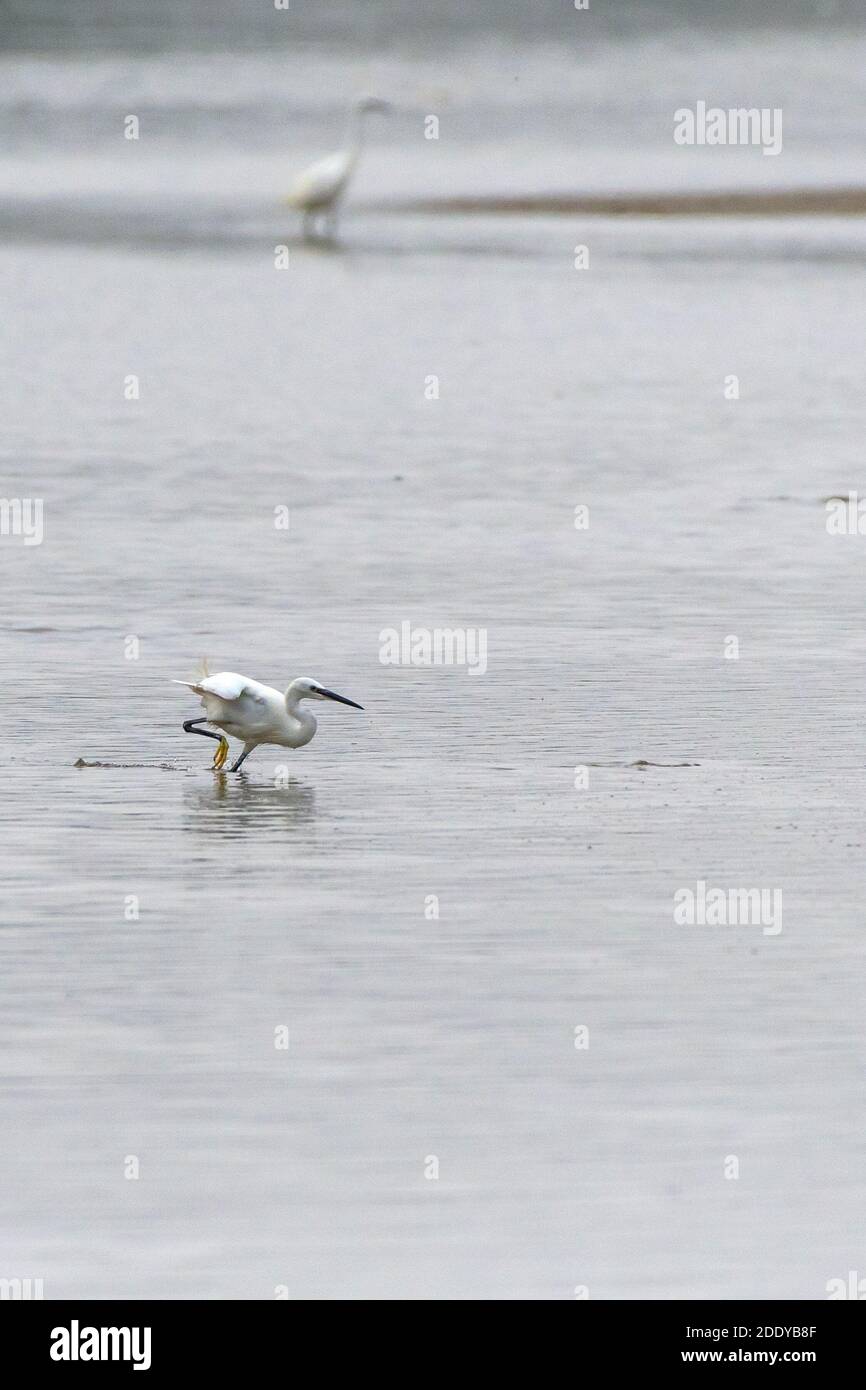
[284,150,355,208]
[200,672,256,701]
[173,671,256,701]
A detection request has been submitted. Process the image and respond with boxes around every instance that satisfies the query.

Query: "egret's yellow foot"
[212,737,230,771]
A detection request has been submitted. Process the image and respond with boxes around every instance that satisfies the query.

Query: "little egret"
[174,672,363,772]
[284,96,391,238]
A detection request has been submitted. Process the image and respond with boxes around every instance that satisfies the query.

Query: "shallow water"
[2,9,866,1300]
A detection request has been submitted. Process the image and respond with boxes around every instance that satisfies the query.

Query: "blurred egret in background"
[283,96,391,238]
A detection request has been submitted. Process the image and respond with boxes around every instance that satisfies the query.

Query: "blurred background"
[1,0,865,228]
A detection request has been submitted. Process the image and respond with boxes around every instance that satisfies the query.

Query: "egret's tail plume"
[172,657,209,694]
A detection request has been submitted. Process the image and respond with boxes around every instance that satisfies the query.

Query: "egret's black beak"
[319,688,364,710]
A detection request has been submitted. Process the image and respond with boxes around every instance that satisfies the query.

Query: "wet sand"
[376,187,866,217]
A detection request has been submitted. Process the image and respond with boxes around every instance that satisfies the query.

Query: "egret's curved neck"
[284,686,317,745]
[346,106,367,153]
[285,684,311,716]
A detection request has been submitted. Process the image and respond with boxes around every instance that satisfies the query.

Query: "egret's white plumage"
[286,149,357,215]
[175,672,363,772]
[284,96,391,237]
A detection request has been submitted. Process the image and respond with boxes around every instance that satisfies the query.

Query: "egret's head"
[356,96,392,117]
[290,677,364,709]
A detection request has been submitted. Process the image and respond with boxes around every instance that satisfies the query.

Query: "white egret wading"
[284,96,391,238]
[175,672,363,772]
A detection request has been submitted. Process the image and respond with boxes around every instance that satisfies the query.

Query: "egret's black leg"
[183,717,230,770]
[229,745,254,773]
[183,717,219,743]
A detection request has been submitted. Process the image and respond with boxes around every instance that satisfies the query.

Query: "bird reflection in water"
[184,774,318,837]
